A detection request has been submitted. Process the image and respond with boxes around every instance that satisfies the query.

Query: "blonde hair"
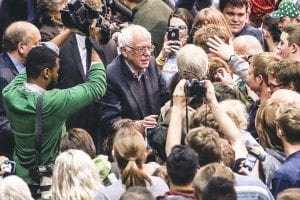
[193,7,233,38]
[255,99,283,151]
[220,99,248,130]
[113,128,151,189]
[0,175,33,200]
[52,149,102,200]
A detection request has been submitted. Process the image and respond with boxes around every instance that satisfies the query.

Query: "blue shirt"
[7,53,24,73]
[272,150,300,197]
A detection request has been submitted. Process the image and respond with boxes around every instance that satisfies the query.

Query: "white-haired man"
[99,25,170,135]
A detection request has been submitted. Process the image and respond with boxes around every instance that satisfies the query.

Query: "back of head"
[193,25,231,54]
[193,162,235,200]
[176,44,208,79]
[193,7,233,38]
[219,0,249,12]
[186,127,222,166]
[276,102,300,144]
[0,175,34,200]
[201,177,237,200]
[118,24,151,47]
[113,128,151,189]
[255,99,283,151]
[52,149,101,200]
[166,145,198,186]
[120,186,155,200]
[220,99,248,130]
[2,21,40,53]
[60,128,96,159]
[26,46,58,79]
[277,188,300,200]
[233,35,263,57]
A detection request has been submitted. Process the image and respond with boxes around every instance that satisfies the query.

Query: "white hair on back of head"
[176,44,208,79]
[0,175,34,200]
[117,24,151,47]
[52,149,103,200]
[220,99,248,130]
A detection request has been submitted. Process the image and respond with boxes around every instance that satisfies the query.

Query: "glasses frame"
[125,45,155,55]
[268,82,287,91]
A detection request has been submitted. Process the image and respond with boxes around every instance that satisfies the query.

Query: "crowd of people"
[1,0,300,199]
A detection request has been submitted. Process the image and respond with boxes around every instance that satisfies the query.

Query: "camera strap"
[34,94,44,167]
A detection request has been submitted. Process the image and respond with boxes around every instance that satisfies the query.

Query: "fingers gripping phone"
[243,152,258,171]
[167,27,180,41]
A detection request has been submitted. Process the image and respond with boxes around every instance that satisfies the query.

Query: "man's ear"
[120,47,128,58]
[256,74,264,85]
[43,68,51,79]
[17,41,27,56]
[290,43,298,54]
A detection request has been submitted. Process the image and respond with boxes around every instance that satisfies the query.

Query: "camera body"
[0,160,16,174]
[61,0,111,44]
[185,79,206,98]
[29,163,54,183]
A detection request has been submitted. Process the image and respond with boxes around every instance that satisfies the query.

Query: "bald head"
[271,89,300,104]
[2,21,41,53]
[233,35,263,57]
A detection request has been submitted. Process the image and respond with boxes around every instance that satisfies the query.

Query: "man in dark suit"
[99,24,170,137]
[0,21,41,159]
[57,32,108,153]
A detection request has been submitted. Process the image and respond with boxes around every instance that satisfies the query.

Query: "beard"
[46,78,57,90]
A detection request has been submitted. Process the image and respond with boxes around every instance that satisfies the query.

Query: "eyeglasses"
[268,82,286,90]
[126,45,155,55]
[169,25,188,30]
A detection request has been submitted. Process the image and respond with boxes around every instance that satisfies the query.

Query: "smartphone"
[167,27,180,41]
[1,160,16,174]
[243,152,258,171]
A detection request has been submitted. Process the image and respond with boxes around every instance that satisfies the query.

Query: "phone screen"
[243,152,258,171]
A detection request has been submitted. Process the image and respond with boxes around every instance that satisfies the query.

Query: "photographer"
[165,79,247,159]
[2,20,107,198]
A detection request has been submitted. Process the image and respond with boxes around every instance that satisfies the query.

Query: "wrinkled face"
[223,4,248,34]
[247,64,260,92]
[47,58,60,90]
[122,36,152,71]
[276,32,291,59]
[169,17,189,45]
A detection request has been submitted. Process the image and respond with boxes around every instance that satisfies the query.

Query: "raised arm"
[204,80,248,159]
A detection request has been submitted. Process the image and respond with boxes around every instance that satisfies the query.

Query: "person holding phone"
[156,8,193,85]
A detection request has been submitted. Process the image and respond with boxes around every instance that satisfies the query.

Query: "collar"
[7,53,24,73]
[24,83,46,94]
[124,59,146,81]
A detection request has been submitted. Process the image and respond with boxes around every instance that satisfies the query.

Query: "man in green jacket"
[2,39,106,189]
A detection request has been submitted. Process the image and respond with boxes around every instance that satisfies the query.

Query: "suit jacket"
[99,55,170,134]
[0,52,17,158]
[57,33,107,153]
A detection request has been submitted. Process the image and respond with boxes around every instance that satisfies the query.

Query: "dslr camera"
[29,163,54,183]
[61,0,111,44]
[184,79,206,98]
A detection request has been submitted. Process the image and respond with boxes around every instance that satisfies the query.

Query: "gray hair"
[176,44,208,79]
[118,24,151,48]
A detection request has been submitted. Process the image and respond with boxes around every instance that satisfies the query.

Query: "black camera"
[61,0,111,44]
[184,79,206,98]
[29,164,54,183]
